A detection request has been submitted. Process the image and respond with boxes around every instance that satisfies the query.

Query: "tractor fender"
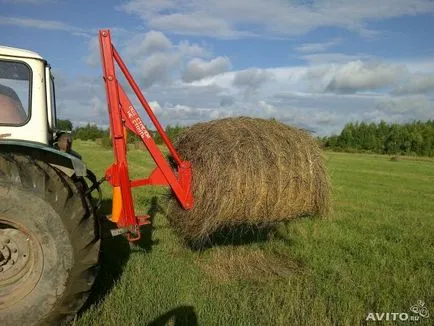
[0,139,86,177]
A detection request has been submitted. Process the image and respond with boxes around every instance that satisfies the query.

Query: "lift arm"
[99,29,193,241]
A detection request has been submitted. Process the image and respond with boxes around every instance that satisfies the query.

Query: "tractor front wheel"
[0,153,100,325]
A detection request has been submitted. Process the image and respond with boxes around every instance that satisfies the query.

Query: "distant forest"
[319,120,434,157]
[57,120,184,147]
[58,119,434,157]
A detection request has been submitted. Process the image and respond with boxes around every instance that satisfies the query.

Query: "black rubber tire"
[0,152,100,326]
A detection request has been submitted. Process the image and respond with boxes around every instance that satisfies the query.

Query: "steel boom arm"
[98,29,193,241]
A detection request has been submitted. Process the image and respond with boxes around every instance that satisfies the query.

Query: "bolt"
[102,31,107,37]
[108,76,113,81]
[10,260,15,265]
[12,248,17,253]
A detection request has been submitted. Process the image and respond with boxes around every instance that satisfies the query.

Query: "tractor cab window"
[0,60,30,125]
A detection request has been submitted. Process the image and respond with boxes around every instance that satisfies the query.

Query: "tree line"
[319,120,434,157]
[58,119,434,157]
[57,120,185,146]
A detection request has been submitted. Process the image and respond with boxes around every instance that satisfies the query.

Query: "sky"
[1,0,433,135]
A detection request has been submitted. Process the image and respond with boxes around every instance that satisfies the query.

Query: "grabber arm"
[99,29,193,241]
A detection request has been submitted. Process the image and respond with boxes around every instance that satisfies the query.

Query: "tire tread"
[0,152,100,325]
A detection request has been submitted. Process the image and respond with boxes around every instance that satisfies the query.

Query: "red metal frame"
[99,29,193,241]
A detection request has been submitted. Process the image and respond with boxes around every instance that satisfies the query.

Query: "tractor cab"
[0,46,57,145]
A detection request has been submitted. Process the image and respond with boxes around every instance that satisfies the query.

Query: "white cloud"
[393,58,434,73]
[148,101,162,114]
[182,57,231,82]
[219,95,235,107]
[376,95,433,119]
[99,30,216,89]
[124,30,172,58]
[139,53,180,88]
[151,103,223,125]
[119,0,434,38]
[148,13,246,38]
[182,61,413,96]
[176,40,211,58]
[55,75,107,125]
[90,96,105,117]
[151,82,225,108]
[84,37,100,66]
[300,53,373,65]
[0,16,82,33]
[323,61,407,93]
[233,68,274,88]
[258,100,277,115]
[393,74,434,95]
[0,0,54,4]
[295,38,343,53]
[232,68,275,98]
[302,59,434,95]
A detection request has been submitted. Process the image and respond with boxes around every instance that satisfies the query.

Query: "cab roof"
[0,46,43,60]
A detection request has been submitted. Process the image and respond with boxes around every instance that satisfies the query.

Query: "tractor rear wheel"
[0,152,100,325]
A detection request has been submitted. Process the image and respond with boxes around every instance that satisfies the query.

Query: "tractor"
[0,30,193,325]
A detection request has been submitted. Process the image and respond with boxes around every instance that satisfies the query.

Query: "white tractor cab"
[0,46,86,177]
[0,46,56,143]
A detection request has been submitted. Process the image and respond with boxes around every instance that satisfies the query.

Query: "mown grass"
[73,140,433,326]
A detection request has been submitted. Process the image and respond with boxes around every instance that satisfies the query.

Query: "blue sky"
[1,0,433,135]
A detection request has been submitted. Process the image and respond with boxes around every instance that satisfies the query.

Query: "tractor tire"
[0,152,100,325]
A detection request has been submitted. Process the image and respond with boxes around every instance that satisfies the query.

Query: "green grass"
[74,141,433,326]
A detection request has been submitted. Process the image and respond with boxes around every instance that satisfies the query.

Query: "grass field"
[73,140,433,326]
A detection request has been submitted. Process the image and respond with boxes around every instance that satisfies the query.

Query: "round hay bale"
[167,117,331,241]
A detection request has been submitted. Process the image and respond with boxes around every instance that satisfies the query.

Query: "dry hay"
[196,246,302,283]
[167,117,331,241]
